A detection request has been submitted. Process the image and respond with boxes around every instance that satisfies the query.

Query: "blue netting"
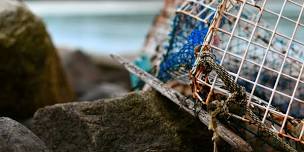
[158,13,210,82]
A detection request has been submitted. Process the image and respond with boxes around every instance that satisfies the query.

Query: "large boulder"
[0,117,50,152]
[31,91,218,152]
[0,0,74,118]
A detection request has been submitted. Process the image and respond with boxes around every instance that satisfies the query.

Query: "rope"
[193,47,297,152]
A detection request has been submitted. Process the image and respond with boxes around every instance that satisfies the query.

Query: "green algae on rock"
[0,0,75,119]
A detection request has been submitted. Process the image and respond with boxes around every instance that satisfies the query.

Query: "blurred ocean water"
[26,1,162,55]
[25,1,303,56]
[42,15,155,54]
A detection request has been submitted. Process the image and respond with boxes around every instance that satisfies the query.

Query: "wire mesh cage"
[170,0,304,147]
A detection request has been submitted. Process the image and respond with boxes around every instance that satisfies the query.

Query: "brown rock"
[0,0,75,118]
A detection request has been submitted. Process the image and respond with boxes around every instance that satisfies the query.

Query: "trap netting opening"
[177,0,304,144]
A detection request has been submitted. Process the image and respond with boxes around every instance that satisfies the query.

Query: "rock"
[0,0,75,118]
[79,82,128,101]
[32,91,219,152]
[58,49,131,98]
[58,49,104,96]
[95,58,131,92]
[0,117,50,152]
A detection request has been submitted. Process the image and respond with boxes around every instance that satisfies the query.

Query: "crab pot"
[173,0,304,147]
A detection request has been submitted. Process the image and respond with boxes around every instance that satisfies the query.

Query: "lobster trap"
[175,0,304,147]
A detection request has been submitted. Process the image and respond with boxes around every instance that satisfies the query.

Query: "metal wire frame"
[178,0,304,144]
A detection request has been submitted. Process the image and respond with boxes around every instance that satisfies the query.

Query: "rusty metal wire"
[178,0,304,147]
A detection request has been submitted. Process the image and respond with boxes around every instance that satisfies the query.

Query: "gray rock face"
[79,82,128,101]
[58,50,103,97]
[0,117,50,152]
[32,91,217,152]
[57,49,129,100]
[0,0,75,118]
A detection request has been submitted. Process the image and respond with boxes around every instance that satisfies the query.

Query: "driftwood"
[111,54,253,152]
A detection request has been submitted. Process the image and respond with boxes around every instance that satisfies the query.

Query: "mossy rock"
[31,91,218,152]
[0,0,75,118]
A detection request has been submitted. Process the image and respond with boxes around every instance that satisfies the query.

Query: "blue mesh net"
[158,14,210,82]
